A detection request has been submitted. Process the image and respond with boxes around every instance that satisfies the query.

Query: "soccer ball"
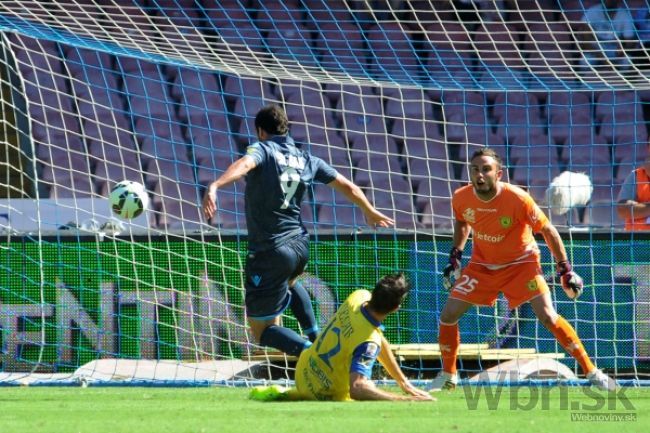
[109,180,150,219]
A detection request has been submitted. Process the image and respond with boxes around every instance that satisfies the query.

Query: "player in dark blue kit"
[202,105,394,356]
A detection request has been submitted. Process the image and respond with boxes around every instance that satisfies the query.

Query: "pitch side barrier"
[0,231,647,383]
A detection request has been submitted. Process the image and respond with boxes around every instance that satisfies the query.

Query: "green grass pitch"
[0,386,648,433]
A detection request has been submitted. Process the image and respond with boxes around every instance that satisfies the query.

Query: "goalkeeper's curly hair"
[368,273,410,315]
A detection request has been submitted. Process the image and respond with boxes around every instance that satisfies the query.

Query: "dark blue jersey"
[245,135,338,251]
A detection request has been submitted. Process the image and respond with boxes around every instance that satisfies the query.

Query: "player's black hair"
[255,104,289,136]
[470,147,503,169]
[368,273,410,315]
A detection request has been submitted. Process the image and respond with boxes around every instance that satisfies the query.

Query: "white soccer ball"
[544,171,593,215]
[109,180,150,219]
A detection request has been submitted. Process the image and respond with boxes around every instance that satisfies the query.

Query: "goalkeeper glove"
[556,261,583,300]
[442,247,463,291]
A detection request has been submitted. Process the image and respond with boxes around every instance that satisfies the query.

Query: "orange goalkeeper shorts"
[448,260,549,309]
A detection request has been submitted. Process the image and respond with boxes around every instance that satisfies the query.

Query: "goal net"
[0,0,648,386]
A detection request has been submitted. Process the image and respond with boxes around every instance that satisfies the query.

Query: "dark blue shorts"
[245,234,309,319]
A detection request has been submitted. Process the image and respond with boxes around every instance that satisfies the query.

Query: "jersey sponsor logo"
[462,208,476,223]
[477,208,497,212]
[474,231,505,243]
[246,146,257,155]
[499,216,512,228]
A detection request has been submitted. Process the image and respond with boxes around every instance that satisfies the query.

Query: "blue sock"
[259,325,310,357]
[290,282,319,342]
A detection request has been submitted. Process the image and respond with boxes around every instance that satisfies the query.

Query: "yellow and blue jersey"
[295,289,383,401]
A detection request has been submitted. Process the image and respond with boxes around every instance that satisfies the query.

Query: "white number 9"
[279,167,301,209]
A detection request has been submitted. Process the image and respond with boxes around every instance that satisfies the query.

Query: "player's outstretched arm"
[327,174,394,228]
[540,222,584,299]
[202,155,256,219]
[377,336,434,401]
[349,372,432,401]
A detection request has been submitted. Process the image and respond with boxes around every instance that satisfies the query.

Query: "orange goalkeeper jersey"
[452,183,549,267]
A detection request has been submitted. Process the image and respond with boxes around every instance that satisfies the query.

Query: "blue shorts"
[245,234,309,319]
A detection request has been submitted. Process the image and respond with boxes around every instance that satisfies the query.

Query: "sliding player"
[251,274,433,401]
[432,147,617,392]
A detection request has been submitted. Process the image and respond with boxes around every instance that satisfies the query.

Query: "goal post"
[0,1,648,386]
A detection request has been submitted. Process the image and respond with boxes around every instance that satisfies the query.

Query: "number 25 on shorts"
[452,275,478,295]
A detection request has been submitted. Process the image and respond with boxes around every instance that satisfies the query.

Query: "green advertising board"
[0,233,649,372]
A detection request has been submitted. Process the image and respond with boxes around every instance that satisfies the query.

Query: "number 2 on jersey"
[280,167,300,209]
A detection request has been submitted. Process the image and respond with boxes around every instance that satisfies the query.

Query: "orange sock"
[548,316,595,375]
[439,322,460,374]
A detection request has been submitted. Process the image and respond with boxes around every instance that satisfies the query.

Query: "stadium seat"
[133,115,183,140]
[414,177,457,211]
[303,0,354,23]
[422,21,474,89]
[145,158,195,189]
[473,21,526,71]
[263,25,319,69]
[280,82,327,107]
[170,68,221,101]
[353,154,405,188]
[512,165,562,196]
[563,133,611,165]
[317,203,367,229]
[613,142,649,164]
[10,33,63,76]
[509,140,562,167]
[94,159,145,196]
[365,22,423,82]
[523,22,575,78]
[48,177,95,199]
[420,200,454,231]
[307,138,353,176]
[408,158,454,189]
[152,0,203,34]
[547,91,591,121]
[64,46,113,73]
[311,19,369,77]
[409,137,449,166]
[123,76,176,118]
[157,197,205,230]
[337,87,388,149]
[252,0,304,30]
[140,136,190,164]
[583,200,620,228]
[115,55,160,75]
[590,185,616,202]
[386,90,437,138]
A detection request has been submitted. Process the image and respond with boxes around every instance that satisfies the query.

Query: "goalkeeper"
[251,273,433,402]
[431,148,617,392]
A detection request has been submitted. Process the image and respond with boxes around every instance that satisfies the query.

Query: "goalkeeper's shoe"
[249,385,291,402]
[426,371,458,392]
[586,369,619,392]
